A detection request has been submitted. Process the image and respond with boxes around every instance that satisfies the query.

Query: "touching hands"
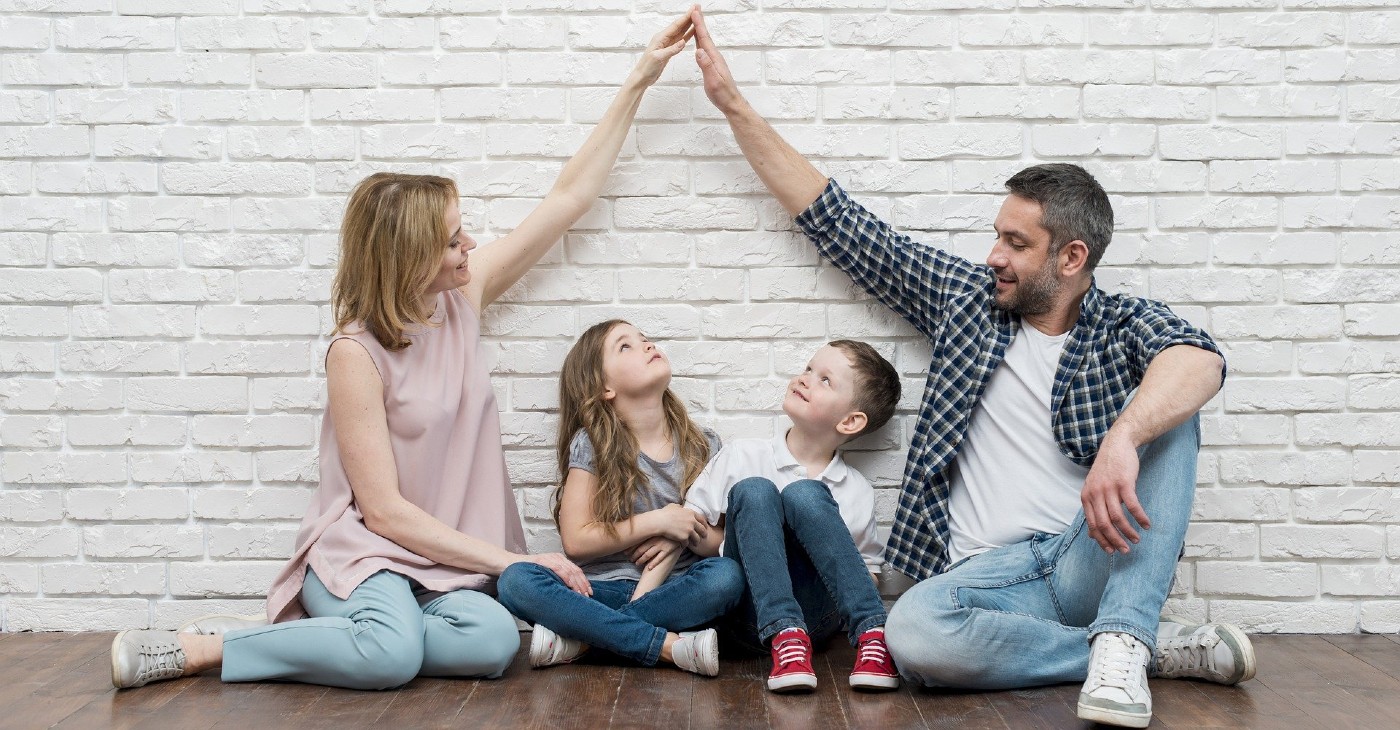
[628,536,682,570]
[632,9,697,87]
[1080,436,1150,554]
[653,503,709,543]
[525,552,593,597]
[690,7,744,114]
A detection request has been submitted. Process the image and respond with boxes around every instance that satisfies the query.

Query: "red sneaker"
[767,627,817,693]
[849,627,899,691]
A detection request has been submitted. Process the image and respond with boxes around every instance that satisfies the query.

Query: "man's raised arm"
[692,7,828,217]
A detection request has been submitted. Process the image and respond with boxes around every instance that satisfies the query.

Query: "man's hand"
[691,7,745,115]
[1081,435,1150,554]
[629,536,682,570]
[524,552,593,596]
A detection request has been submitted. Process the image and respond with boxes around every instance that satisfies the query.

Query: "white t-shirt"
[946,320,1091,565]
[684,432,884,572]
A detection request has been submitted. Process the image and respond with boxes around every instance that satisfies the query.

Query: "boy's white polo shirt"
[684,431,884,572]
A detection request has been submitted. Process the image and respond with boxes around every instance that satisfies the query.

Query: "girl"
[110,13,696,691]
[496,320,744,676]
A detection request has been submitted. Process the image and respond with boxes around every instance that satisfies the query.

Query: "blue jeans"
[222,568,519,690]
[885,415,1200,690]
[496,556,743,666]
[723,478,887,649]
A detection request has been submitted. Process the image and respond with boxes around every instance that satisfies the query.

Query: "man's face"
[986,195,1061,317]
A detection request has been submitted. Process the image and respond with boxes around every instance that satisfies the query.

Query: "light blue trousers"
[222,568,520,690]
[886,414,1199,690]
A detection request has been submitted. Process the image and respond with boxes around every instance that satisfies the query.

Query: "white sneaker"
[111,630,187,689]
[177,613,267,636]
[528,624,587,668]
[1077,631,1153,728]
[1155,615,1257,685]
[671,628,719,677]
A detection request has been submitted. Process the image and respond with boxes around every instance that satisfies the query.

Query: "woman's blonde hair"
[331,172,459,351]
[554,319,712,535]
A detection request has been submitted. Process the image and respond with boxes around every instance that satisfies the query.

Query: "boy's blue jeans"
[723,477,887,649]
[496,556,743,666]
[885,414,1200,690]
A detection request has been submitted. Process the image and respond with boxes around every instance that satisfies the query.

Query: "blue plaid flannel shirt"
[795,179,1225,580]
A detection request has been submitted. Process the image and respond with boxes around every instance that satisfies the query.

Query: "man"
[687,8,1255,728]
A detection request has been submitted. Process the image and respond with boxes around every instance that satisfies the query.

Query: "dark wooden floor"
[2,632,1399,729]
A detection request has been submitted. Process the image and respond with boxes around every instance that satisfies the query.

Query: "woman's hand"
[631,8,696,87]
[651,503,708,543]
[629,536,682,571]
[522,552,593,597]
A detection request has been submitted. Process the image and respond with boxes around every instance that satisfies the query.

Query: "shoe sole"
[1077,700,1150,728]
[767,673,817,693]
[110,630,130,689]
[849,672,900,691]
[1214,623,1257,685]
[528,626,552,668]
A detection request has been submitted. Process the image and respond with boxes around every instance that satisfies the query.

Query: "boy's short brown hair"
[828,340,901,437]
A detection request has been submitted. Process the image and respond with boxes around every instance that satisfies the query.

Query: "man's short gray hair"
[1004,163,1114,271]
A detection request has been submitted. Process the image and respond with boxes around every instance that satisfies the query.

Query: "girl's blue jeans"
[722,477,888,649]
[885,414,1200,690]
[496,556,744,666]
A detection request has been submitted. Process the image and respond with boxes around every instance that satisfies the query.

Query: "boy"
[683,340,901,693]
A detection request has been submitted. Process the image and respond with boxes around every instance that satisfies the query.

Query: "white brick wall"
[0,2,1396,633]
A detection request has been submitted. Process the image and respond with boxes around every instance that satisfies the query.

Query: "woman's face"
[426,201,475,295]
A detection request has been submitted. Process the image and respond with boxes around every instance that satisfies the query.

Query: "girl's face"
[425,201,476,295]
[601,322,671,401]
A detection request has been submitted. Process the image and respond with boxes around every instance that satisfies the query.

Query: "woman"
[111,12,697,691]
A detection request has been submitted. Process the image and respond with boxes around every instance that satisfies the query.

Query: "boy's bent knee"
[779,479,837,514]
[727,477,781,511]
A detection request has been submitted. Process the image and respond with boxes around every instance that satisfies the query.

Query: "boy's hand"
[629,537,681,570]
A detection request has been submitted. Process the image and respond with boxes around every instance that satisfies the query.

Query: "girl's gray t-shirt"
[567,428,721,582]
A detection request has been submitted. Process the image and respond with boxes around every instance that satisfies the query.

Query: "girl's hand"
[632,8,696,87]
[523,552,592,597]
[628,536,681,570]
[653,503,708,543]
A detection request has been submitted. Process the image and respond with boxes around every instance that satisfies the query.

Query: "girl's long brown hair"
[331,173,458,351]
[553,319,712,535]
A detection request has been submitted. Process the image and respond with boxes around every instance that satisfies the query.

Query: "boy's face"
[783,345,862,435]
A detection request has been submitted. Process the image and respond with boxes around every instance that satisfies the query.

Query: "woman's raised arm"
[462,10,696,311]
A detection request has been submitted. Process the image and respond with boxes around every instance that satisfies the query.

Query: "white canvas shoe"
[528,624,587,668]
[1077,631,1153,728]
[1156,615,1257,685]
[671,628,719,677]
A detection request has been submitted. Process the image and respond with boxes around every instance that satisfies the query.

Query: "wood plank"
[1251,635,1400,728]
[0,632,110,718]
[107,673,245,730]
[1150,678,1248,729]
[610,661,693,728]
[1323,634,1400,683]
[0,631,79,671]
[983,684,1083,730]
[9,634,123,728]
[287,684,400,729]
[375,677,475,729]
[207,679,331,728]
[820,642,924,730]
[692,646,769,728]
[763,640,851,730]
[456,644,591,728]
[908,688,1005,730]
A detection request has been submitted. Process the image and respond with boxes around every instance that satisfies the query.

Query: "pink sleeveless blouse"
[265,288,527,622]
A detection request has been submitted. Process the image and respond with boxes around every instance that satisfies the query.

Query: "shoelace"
[1157,632,1218,676]
[137,643,185,682]
[856,637,889,667]
[1087,635,1145,692]
[774,638,809,668]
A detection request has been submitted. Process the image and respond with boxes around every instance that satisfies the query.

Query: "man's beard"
[992,259,1060,317]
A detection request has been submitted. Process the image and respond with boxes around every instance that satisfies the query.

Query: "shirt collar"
[774,429,849,483]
